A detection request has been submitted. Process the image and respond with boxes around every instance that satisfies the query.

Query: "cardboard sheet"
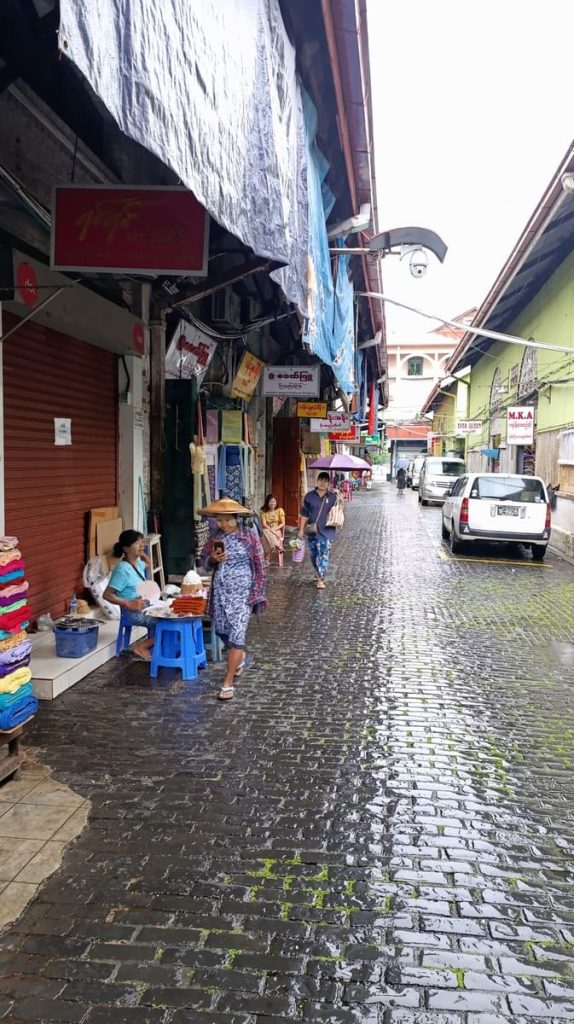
[88,507,120,559]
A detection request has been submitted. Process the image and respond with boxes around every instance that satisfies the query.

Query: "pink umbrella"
[308,453,372,471]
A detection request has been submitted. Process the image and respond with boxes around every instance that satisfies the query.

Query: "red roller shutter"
[3,315,118,622]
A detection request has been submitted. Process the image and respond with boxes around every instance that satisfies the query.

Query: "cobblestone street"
[2,482,574,1023]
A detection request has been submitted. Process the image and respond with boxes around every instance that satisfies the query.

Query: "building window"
[407,357,423,376]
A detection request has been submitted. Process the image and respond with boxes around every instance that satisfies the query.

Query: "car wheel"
[531,544,547,561]
[450,523,463,554]
[441,517,449,540]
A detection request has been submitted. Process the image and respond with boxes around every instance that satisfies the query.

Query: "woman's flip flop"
[234,654,252,677]
[217,686,235,701]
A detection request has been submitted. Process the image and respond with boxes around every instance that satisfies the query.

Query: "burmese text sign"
[262,366,320,397]
[507,406,535,444]
[51,186,209,275]
[231,351,265,402]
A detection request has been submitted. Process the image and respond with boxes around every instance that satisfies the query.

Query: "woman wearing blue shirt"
[103,530,155,660]
[298,472,337,590]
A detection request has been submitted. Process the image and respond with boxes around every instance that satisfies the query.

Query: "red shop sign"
[51,186,209,275]
[328,426,360,442]
[16,261,39,306]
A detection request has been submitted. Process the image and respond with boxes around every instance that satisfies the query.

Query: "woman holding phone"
[200,498,267,701]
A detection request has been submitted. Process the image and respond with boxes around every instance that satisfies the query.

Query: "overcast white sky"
[367,0,574,345]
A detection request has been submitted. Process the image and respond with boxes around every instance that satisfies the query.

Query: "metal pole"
[358,291,574,356]
[0,281,79,344]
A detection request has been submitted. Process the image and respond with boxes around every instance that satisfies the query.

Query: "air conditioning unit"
[211,288,242,327]
[247,297,259,323]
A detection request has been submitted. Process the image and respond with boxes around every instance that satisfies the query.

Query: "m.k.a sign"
[507,406,535,444]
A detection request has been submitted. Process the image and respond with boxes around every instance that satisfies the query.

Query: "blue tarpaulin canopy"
[302,92,355,394]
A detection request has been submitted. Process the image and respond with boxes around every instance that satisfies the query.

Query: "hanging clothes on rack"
[205,443,218,501]
[217,444,245,503]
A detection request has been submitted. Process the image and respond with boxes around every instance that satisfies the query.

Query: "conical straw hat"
[198,497,253,517]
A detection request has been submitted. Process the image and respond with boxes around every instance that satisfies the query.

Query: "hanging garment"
[205,409,219,443]
[221,409,243,443]
[205,444,218,500]
[190,441,211,516]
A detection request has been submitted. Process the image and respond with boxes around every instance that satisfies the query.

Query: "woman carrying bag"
[298,472,339,590]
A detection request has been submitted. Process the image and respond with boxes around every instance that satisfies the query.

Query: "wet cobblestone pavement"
[2,483,574,1022]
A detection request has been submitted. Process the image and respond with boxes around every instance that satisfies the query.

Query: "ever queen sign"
[507,406,535,444]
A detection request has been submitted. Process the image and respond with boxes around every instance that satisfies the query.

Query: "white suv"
[442,472,551,560]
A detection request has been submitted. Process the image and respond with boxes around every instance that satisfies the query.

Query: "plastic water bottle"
[69,592,78,616]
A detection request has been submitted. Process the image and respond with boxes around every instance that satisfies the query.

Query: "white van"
[418,456,466,506]
[407,455,426,490]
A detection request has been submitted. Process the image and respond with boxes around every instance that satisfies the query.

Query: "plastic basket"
[54,623,99,658]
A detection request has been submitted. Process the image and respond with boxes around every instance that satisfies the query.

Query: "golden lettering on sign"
[75,197,167,244]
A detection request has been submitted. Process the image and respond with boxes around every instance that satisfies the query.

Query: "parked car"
[418,457,466,506]
[441,472,551,560]
[407,455,426,490]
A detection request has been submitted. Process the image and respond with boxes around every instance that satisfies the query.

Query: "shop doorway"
[272,418,301,526]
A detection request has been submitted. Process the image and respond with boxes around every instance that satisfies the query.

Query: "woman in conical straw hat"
[199,498,267,700]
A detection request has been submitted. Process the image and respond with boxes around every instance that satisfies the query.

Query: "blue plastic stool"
[115,608,133,656]
[202,618,224,662]
[150,618,207,680]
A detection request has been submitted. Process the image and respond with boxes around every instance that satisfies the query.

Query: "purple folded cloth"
[0,656,30,678]
[0,641,32,666]
[0,589,28,608]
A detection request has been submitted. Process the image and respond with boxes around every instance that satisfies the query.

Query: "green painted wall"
[467,248,574,440]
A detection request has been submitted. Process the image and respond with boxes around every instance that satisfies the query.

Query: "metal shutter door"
[3,315,118,622]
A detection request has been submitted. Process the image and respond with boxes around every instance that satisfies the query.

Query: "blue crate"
[54,624,99,658]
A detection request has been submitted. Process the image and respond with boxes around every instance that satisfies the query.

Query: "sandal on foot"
[316,579,326,590]
[234,654,252,677]
[217,686,235,701]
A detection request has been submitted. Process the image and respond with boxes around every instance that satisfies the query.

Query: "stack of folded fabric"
[0,536,37,730]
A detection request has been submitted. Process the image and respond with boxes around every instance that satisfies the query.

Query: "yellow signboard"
[297,401,327,418]
[230,351,265,402]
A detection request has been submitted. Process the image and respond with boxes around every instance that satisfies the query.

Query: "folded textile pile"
[0,537,37,730]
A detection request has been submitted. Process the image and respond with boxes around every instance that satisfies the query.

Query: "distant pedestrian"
[298,472,338,590]
[200,498,267,701]
[397,467,406,494]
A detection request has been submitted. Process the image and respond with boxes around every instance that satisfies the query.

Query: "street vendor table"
[149,616,207,680]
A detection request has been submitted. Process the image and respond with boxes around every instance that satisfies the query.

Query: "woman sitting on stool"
[103,530,156,661]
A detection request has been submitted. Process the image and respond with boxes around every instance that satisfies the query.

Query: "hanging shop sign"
[165,321,218,379]
[328,426,361,443]
[51,186,209,275]
[363,434,381,446]
[456,420,483,434]
[309,412,351,432]
[16,261,39,306]
[507,406,535,444]
[272,396,287,416]
[230,351,265,402]
[297,402,327,418]
[262,365,320,397]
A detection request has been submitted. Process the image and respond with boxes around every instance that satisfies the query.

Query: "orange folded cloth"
[0,631,27,653]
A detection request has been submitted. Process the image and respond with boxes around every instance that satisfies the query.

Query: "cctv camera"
[409,248,428,278]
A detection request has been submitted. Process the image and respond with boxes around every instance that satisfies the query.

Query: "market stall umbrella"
[308,453,372,471]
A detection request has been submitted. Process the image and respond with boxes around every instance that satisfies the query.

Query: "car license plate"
[496,505,520,517]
